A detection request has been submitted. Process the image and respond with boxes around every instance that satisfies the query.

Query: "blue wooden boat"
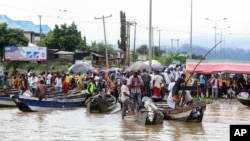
[11,90,86,112]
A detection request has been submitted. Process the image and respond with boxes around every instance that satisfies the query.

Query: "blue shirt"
[199,75,205,84]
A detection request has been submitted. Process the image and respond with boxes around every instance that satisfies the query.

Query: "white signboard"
[4,46,47,61]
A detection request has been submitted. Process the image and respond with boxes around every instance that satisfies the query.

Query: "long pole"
[190,0,193,59]
[38,15,42,43]
[133,21,137,53]
[149,0,152,68]
[158,29,161,56]
[95,14,112,69]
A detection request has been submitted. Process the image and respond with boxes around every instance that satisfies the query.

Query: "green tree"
[43,22,86,51]
[136,44,148,55]
[90,41,114,54]
[117,11,126,52]
[0,23,29,75]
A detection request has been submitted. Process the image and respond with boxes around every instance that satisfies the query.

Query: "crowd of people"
[4,64,249,119]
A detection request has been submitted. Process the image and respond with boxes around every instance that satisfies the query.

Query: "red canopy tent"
[186,59,250,74]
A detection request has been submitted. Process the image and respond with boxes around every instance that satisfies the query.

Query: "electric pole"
[94,14,112,69]
[38,15,42,43]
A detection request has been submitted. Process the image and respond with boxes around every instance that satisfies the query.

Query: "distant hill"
[0,15,51,34]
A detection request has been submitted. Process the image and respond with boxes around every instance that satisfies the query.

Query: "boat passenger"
[36,80,46,101]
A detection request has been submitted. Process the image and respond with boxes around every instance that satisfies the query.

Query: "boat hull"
[0,96,16,107]
[11,95,85,112]
[156,102,206,122]
[237,98,250,106]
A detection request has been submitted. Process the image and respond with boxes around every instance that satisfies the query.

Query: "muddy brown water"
[0,99,249,141]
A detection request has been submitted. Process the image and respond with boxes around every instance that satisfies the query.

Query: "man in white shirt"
[121,78,134,120]
[29,73,38,96]
[153,70,163,98]
[167,78,176,108]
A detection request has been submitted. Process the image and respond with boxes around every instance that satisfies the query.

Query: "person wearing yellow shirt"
[77,72,84,90]
[65,73,72,85]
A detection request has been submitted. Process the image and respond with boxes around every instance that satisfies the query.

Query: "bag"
[109,81,116,91]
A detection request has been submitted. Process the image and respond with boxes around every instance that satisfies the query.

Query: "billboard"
[4,46,47,61]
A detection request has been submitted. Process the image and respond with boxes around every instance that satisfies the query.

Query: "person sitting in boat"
[36,80,46,101]
[182,90,194,106]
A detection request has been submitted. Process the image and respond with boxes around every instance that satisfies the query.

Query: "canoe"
[155,102,206,122]
[88,94,117,113]
[0,88,19,107]
[237,92,250,106]
[11,90,86,112]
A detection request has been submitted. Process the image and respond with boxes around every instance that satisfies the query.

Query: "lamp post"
[205,17,227,58]
[149,0,152,68]
[190,0,193,59]
[218,26,230,58]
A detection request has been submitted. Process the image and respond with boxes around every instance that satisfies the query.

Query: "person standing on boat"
[127,70,144,112]
[30,73,38,96]
[167,77,176,108]
[19,74,28,95]
[121,78,134,120]
[171,73,186,106]
[36,80,46,101]
[85,77,97,113]
[54,74,63,92]
[77,72,84,90]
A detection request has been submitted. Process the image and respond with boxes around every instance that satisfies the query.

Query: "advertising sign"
[4,46,47,61]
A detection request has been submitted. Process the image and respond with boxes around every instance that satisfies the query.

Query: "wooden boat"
[155,102,206,122]
[237,92,250,106]
[0,88,19,107]
[87,94,117,113]
[11,90,86,112]
[135,96,164,125]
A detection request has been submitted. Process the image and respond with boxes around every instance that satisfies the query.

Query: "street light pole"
[218,26,230,58]
[190,0,193,59]
[149,0,152,68]
[205,17,227,58]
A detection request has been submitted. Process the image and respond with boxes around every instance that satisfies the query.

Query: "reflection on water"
[1,100,250,140]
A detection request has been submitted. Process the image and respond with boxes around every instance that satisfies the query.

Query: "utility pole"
[158,29,161,56]
[38,15,42,43]
[126,21,133,66]
[176,39,179,53]
[171,39,174,54]
[94,14,112,69]
[133,21,137,53]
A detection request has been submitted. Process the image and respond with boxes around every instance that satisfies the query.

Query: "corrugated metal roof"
[0,15,51,34]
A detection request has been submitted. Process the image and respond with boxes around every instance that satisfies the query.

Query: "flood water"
[1,100,250,141]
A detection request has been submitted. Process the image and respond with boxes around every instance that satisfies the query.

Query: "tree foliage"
[117,11,126,52]
[90,41,114,54]
[136,44,148,55]
[43,22,87,51]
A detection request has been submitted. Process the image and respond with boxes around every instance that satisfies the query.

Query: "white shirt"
[55,77,62,87]
[30,76,38,88]
[46,74,52,85]
[162,72,171,84]
[120,84,130,102]
[153,74,163,88]
[167,81,176,108]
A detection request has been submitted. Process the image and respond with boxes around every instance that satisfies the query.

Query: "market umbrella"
[124,61,151,72]
[68,62,94,74]
[143,60,162,66]
[151,64,164,72]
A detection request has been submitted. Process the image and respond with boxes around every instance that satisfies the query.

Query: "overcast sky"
[1,0,250,49]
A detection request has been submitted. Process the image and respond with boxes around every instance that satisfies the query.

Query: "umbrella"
[151,64,163,72]
[68,62,94,74]
[124,61,151,72]
[143,60,162,66]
